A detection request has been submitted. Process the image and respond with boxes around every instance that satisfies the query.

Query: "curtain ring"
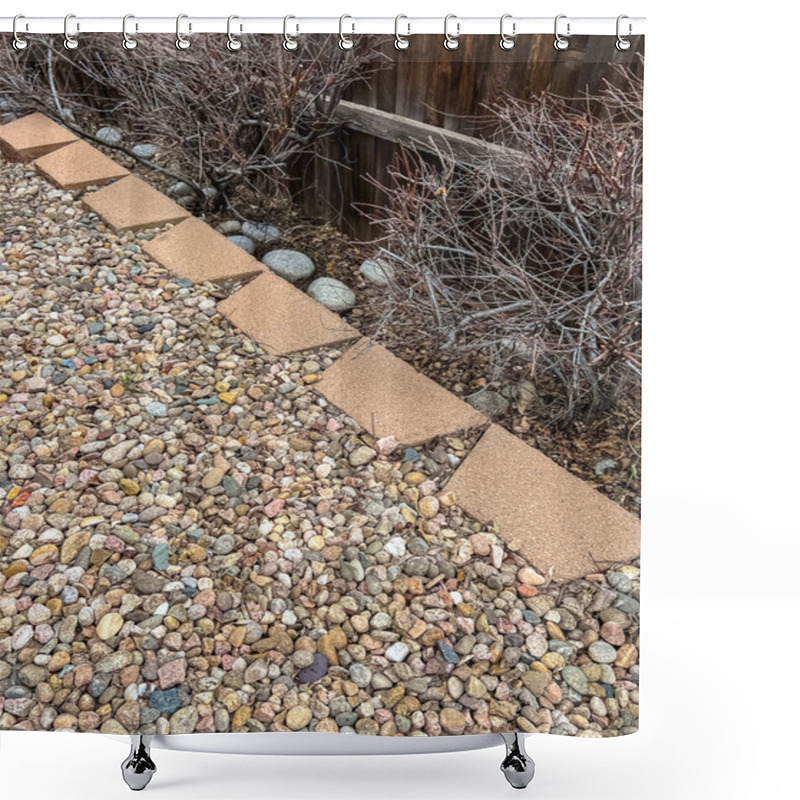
[554,14,570,50]
[12,14,28,51]
[499,14,516,50]
[394,15,410,50]
[443,14,459,50]
[64,14,79,50]
[122,14,138,50]
[226,15,242,51]
[176,13,191,50]
[339,14,354,50]
[283,15,298,51]
[616,15,632,51]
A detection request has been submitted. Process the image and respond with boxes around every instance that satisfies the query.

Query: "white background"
[1,1,797,798]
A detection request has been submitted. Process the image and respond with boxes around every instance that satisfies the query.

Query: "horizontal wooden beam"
[329,99,524,160]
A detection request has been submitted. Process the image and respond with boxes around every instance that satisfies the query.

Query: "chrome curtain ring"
[226,15,242,51]
[616,14,632,51]
[12,14,28,51]
[283,15,299,51]
[394,15,410,50]
[444,14,460,50]
[339,14,354,50]
[554,14,570,51]
[64,14,79,50]
[176,13,191,50]
[499,14,516,50]
[122,14,138,50]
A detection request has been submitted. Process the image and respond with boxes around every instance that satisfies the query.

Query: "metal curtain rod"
[0,16,645,36]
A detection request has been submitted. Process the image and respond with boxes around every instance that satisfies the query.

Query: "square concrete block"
[83,176,190,232]
[445,424,641,580]
[316,338,486,445]
[0,113,78,161]
[218,272,360,355]
[33,140,129,190]
[143,218,265,283]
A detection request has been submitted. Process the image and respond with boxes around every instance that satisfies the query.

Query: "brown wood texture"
[294,34,644,240]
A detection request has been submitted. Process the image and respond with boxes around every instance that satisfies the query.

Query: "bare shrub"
[0,35,382,211]
[364,64,643,423]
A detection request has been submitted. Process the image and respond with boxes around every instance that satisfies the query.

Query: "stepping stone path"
[143,217,264,283]
[307,277,356,312]
[262,249,315,283]
[316,338,486,445]
[0,112,78,161]
[1,112,641,587]
[83,175,190,232]
[218,273,359,355]
[445,424,641,580]
[33,140,130,190]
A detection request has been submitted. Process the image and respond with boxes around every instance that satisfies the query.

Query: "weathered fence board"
[294,34,644,239]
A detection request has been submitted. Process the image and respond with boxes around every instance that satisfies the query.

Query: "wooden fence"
[293,34,644,240]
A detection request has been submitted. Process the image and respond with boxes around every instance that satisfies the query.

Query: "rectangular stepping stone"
[143,218,264,283]
[316,338,486,445]
[82,175,190,232]
[445,424,640,580]
[0,112,78,161]
[33,140,129,190]
[218,272,360,355]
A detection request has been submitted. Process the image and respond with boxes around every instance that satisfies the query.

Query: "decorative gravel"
[0,159,639,737]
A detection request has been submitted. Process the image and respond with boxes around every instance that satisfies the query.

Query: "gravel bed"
[0,159,639,737]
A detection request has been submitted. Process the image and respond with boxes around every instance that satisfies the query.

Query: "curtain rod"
[0,16,645,36]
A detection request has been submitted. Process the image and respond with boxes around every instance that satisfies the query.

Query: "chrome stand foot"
[121,735,157,791]
[500,733,535,789]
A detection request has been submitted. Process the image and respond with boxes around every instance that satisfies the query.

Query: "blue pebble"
[150,688,181,714]
[61,586,79,604]
[88,322,104,334]
[59,358,75,370]
[438,641,460,664]
[130,265,143,276]
[145,401,168,417]
[549,640,574,658]
[138,323,156,333]
[403,447,420,463]
[523,610,541,624]
[152,543,169,571]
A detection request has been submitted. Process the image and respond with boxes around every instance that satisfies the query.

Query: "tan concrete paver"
[33,140,129,190]
[83,176,190,231]
[445,423,641,579]
[142,217,266,283]
[218,272,360,355]
[0,113,78,161]
[316,338,486,445]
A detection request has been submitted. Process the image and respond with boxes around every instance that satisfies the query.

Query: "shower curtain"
[0,30,642,739]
